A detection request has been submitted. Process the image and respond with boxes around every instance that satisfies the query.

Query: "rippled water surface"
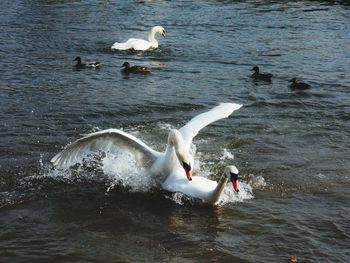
[1,0,350,262]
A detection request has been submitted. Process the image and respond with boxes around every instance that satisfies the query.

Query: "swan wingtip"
[217,102,243,113]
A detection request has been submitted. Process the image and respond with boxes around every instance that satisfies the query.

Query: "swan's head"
[121,62,130,68]
[289,78,297,83]
[225,165,240,193]
[168,129,192,181]
[152,26,166,37]
[251,66,259,73]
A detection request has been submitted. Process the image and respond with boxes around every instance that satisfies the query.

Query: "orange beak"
[230,172,239,193]
[182,162,192,181]
[185,169,192,181]
[232,179,239,193]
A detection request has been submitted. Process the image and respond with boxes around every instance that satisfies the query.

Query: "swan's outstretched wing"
[51,129,160,169]
[179,103,242,149]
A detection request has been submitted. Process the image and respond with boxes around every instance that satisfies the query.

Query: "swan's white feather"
[179,103,242,151]
[51,129,159,169]
[111,38,153,51]
[163,175,217,200]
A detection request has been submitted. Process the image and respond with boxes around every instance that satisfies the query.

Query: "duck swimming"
[111,26,166,51]
[289,78,311,90]
[74,56,101,69]
[251,66,273,81]
[51,103,242,204]
[121,62,150,74]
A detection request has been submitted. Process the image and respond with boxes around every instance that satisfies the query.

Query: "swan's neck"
[167,129,185,157]
[148,29,159,48]
[161,130,186,176]
[210,175,229,205]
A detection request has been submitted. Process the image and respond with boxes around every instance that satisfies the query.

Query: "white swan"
[111,26,166,51]
[164,165,239,205]
[51,103,242,203]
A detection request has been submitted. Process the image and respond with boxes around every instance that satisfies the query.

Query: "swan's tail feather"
[111,42,129,50]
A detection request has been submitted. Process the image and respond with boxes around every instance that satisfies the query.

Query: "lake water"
[1,0,350,262]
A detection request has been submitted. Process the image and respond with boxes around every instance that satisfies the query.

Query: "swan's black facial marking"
[182,161,191,172]
[182,161,192,181]
[230,172,239,193]
[230,172,238,181]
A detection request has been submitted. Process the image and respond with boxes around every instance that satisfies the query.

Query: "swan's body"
[163,166,239,205]
[111,26,165,51]
[74,56,100,69]
[51,103,242,203]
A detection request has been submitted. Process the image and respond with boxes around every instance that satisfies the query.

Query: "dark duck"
[251,66,273,81]
[74,56,101,69]
[289,78,311,90]
[121,62,150,74]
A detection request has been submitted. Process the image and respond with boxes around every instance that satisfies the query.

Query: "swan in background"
[51,103,242,203]
[74,56,101,69]
[111,26,166,51]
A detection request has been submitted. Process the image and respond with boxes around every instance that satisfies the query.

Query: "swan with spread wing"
[51,103,242,204]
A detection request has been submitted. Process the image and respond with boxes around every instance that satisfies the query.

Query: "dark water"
[1,0,350,262]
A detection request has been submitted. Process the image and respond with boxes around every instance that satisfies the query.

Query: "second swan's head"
[225,165,240,193]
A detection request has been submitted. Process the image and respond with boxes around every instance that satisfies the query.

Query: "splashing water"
[220,148,235,160]
[219,181,254,205]
[102,152,157,193]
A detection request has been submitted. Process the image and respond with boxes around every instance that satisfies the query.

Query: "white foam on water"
[157,123,174,131]
[218,181,254,205]
[220,148,235,160]
[165,192,193,205]
[102,152,157,193]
